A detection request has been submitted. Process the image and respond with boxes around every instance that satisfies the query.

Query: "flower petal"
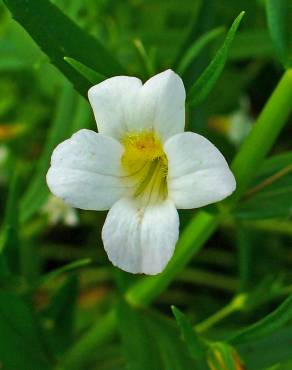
[88,70,185,142]
[88,76,142,140]
[47,129,128,211]
[164,132,236,209]
[137,69,186,142]
[102,198,179,274]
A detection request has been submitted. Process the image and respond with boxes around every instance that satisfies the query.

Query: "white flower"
[41,195,79,226]
[46,70,236,275]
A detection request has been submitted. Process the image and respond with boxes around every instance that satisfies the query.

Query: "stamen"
[121,131,168,204]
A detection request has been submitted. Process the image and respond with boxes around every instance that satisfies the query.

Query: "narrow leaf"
[171,306,206,360]
[230,294,292,344]
[0,173,20,275]
[38,258,91,287]
[126,211,217,306]
[41,275,78,355]
[59,309,116,370]
[0,291,52,370]
[266,0,292,68]
[133,39,155,77]
[3,0,124,96]
[187,11,245,107]
[117,300,162,370]
[144,311,197,370]
[20,82,76,223]
[235,152,292,219]
[173,0,216,78]
[64,57,105,85]
[177,27,224,75]
[238,325,292,368]
[224,69,292,206]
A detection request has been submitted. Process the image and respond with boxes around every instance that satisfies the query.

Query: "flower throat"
[121,131,168,204]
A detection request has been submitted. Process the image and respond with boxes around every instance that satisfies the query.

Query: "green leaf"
[41,275,78,355]
[0,173,20,276]
[187,11,245,107]
[144,312,199,370]
[177,27,224,75]
[230,30,274,60]
[235,152,292,219]
[236,180,292,219]
[126,211,217,307]
[64,57,105,85]
[238,325,292,369]
[2,0,124,96]
[171,306,207,361]
[117,300,196,370]
[20,82,77,223]
[236,226,252,292]
[0,290,52,370]
[223,69,292,207]
[58,309,117,370]
[38,258,91,287]
[266,0,292,68]
[117,300,163,370]
[133,39,155,78]
[173,0,216,80]
[259,151,292,175]
[230,294,292,345]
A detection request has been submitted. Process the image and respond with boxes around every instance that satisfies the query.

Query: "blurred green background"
[0,0,292,369]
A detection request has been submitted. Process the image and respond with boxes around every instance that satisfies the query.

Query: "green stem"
[178,268,238,292]
[195,294,247,333]
[225,68,292,206]
[243,163,292,199]
[236,226,251,292]
[224,218,292,236]
[126,211,218,306]
[57,309,117,370]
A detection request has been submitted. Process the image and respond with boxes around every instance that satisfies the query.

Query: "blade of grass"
[173,0,216,79]
[126,211,218,306]
[64,57,105,85]
[266,0,292,68]
[177,27,224,75]
[0,173,20,276]
[20,81,76,223]
[224,69,292,206]
[57,309,117,370]
[3,0,124,96]
[133,39,155,78]
[38,258,92,286]
[172,306,207,360]
[187,12,245,107]
[230,294,292,344]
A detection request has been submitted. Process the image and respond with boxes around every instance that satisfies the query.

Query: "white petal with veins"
[102,198,179,274]
[135,69,185,142]
[88,70,185,142]
[47,129,129,210]
[164,132,236,209]
[88,76,142,140]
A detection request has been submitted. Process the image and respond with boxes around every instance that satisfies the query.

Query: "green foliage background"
[0,0,291,369]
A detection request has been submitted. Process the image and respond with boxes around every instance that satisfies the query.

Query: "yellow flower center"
[121,131,168,205]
